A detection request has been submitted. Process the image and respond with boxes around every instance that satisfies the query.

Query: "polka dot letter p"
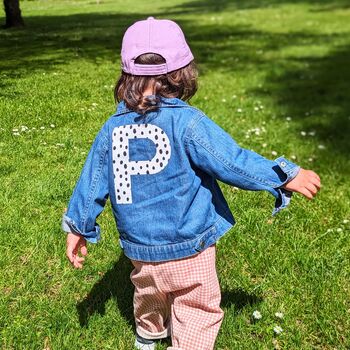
[112,124,171,204]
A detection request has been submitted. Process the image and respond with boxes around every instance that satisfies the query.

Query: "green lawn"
[1,0,349,349]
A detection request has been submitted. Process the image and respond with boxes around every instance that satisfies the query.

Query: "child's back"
[63,17,321,350]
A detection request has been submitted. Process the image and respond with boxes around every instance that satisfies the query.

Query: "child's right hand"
[66,232,87,269]
[283,168,321,199]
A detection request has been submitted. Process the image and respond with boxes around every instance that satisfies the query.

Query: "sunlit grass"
[1,0,349,349]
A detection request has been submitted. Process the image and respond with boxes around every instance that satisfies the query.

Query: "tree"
[3,0,24,28]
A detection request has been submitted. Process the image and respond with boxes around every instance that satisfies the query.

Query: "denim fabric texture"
[62,97,300,262]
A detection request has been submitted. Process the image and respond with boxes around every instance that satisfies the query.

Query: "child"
[62,17,321,350]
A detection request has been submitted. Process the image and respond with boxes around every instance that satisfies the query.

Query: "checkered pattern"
[130,244,224,350]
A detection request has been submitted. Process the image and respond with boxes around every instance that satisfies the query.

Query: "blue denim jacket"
[62,97,300,262]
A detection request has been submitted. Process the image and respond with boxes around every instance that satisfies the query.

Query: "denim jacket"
[62,97,300,262]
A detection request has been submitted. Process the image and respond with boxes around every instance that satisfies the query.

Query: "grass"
[0,0,349,349]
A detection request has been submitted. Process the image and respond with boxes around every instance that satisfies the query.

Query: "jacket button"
[280,161,286,167]
[199,240,205,248]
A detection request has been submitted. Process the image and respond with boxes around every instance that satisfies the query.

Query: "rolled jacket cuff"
[61,213,100,243]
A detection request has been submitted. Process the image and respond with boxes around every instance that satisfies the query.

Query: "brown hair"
[115,53,198,114]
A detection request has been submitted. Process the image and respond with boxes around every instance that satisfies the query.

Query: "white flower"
[56,143,65,147]
[273,326,283,335]
[221,98,226,103]
[318,144,326,150]
[237,108,242,113]
[308,131,316,136]
[204,96,208,100]
[262,143,267,148]
[254,107,259,111]
[12,128,19,132]
[252,310,262,320]
[20,125,28,131]
[275,312,284,319]
[92,102,98,107]
[308,158,313,162]
[343,219,349,224]
[40,126,45,130]
[255,130,260,135]
[300,131,307,136]
[50,124,55,128]
[232,95,237,99]
[291,155,297,160]
[286,117,292,121]
[336,228,343,232]
[13,132,20,136]
[271,151,277,156]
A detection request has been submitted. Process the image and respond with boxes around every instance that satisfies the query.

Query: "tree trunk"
[3,0,24,28]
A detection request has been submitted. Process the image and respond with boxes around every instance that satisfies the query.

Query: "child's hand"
[283,168,321,199]
[66,232,87,269]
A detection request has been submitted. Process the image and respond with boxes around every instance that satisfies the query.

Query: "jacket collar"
[115,97,188,116]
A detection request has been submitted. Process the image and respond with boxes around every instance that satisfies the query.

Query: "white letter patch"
[112,123,171,204]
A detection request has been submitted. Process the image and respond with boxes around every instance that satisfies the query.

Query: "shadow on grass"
[221,289,263,312]
[1,1,349,160]
[77,253,134,327]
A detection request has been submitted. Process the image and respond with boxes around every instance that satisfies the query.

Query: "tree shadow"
[1,2,349,161]
[253,45,350,158]
[76,253,134,328]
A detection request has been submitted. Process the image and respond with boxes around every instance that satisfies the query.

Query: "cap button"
[147,16,154,20]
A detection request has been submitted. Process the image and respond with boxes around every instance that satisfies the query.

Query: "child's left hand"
[283,168,321,199]
[66,232,87,269]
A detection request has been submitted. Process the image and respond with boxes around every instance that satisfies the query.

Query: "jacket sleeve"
[61,127,109,243]
[185,114,300,215]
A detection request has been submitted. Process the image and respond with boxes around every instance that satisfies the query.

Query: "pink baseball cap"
[121,17,194,76]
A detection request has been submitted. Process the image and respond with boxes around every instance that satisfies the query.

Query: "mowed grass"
[0,0,349,349]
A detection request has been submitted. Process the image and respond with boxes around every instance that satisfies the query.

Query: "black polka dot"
[113,146,116,150]
[133,129,136,134]
[146,164,149,167]
[125,170,127,175]
[163,157,165,160]
[134,135,137,138]
[119,174,122,178]
[125,145,128,149]
[130,125,132,129]
[161,130,164,134]
[164,144,167,148]
[123,151,127,156]
[155,135,158,140]
[145,124,148,128]
[152,166,155,170]
[119,183,122,186]
[162,138,165,141]
[141,131,144,135]
[126,133,128,136]
[140,166,143,169]
[127,183,130,187]
[123,126,126,128]
[113,174,116,178]
[116,168,119,171]
[120,160,123,164]
[117,189,119,192]
[146,170,149,174]
[123,191,126,195]
[118,195,121,200]
[127,198,129,201]
[160,162,163,167]
[166,151,169,155]
[114,132,116,136]
[160,150,163,154]
[156,143,159,147]
[132,167,135,170]
[117,154,120,157]
[149,130,151,134]
[120,137,123,142]
[124,164,127,169]
[125,177,128,181]
[113,160,115,163]
[156,159,159,163]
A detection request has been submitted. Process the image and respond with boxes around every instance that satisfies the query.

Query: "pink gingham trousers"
[130,244,224,350]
